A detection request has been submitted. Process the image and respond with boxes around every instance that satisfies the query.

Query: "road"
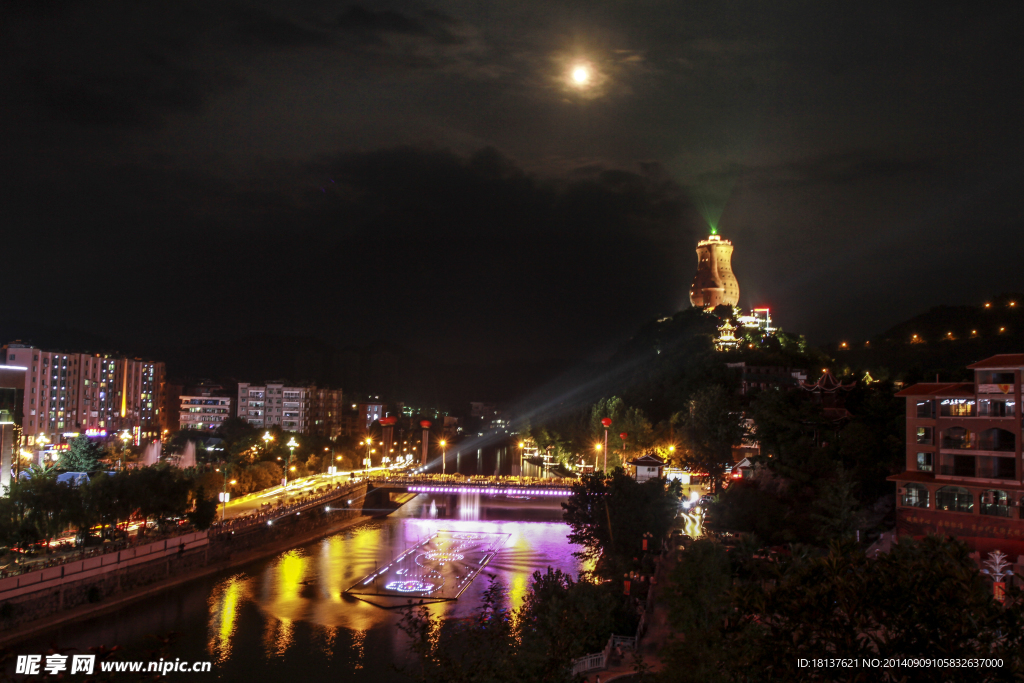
[219,467,388,520]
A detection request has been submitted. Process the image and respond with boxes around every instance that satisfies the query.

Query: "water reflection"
[206,573,250,664]
[25,493,580,683]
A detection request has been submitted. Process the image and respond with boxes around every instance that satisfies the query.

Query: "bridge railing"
[368,474,577,488]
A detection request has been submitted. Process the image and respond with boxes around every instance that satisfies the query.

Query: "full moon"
[571,65,590,86]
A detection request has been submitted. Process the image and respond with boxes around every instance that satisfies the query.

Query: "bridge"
[366,475,575,497]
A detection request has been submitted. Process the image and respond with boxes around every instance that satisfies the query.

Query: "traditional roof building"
[627,453,665,483]
[800,370,856,420]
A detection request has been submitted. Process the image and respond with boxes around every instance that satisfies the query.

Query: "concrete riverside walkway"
[583,551,678,682]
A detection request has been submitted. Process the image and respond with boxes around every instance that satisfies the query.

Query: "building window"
[935,486,973,514]
[980,490,1011,518]
[901,483,929,508]
[916,400,934,418]
[915,452,933,472]
[916,427,933,445]
[939,399,975,417]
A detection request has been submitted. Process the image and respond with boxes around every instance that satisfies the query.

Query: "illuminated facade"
[180,393,232,431]
[2,343,165,446]
[308,387,343,438]
[238,382,309,432]
[238,382,341,435]
[689,232,739,309]
[890,354,1024,557]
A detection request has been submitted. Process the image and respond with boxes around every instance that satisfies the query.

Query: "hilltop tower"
[689,230,739,308]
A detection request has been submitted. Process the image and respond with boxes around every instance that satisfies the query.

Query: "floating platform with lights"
[344,530,510,604]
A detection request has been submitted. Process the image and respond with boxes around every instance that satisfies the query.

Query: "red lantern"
[642,538,648,551]
[620,432,628,440]
[601,418,612,428]
[623,580,631,596]
[419,420,432,428]
[380,416,397,426]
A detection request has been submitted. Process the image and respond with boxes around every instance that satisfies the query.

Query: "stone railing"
[0,532,209,601]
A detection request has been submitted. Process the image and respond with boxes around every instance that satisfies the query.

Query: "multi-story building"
[238,381,330,433]
[308,387,343,438]
[726,362,808,395]
[891,354,1024,556]
[179,393,232,431]
[1,364,26,492]
[689,230,739,309]
[358,401,385,431]
[2,343,166,446]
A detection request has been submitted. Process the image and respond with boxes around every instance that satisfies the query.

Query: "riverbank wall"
[0,482,370,645]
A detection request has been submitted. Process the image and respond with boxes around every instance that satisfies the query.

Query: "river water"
[18,494,581,681]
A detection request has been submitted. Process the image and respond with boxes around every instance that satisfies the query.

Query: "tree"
[562,470,678,578]
[810,465,865,542]
[677,385,745,492]
[58,436,105,473]
[660,536,1024,682]
[398,577,517,683]
[516,568,630,682]
[187,486,219,530]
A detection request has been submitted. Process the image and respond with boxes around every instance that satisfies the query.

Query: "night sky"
[3,1,1022,366]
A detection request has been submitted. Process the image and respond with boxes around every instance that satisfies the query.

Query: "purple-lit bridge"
[367,475,574,498]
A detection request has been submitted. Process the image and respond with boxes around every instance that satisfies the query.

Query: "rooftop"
[966,354,1024,370]
[895,382,975,397]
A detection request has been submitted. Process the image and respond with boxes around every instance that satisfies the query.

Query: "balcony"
[939,460,1015,480]
[978,383,1017,394]
[940,438,1014,452]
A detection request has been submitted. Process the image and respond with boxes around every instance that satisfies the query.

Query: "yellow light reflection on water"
[263,616,294,658]
[351,628,366,671]
[206,573,251,664]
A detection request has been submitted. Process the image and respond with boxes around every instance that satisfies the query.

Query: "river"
[17,493,582,681]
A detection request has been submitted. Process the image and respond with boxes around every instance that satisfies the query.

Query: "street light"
[221,470,237,522]
[518,441,525,484]
[601,418,612,473]
[594,443,602,472]
[286,437,298,484]
[118,430,131,470]
[364,438,372,471]
[32,434,50,476]
[440,440,447,475]
[262,431,274,460]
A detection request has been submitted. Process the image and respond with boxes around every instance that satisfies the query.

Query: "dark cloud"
[337,5,467,46]
[29,60,234,128]
[728,152,940,190]
[231,9,332,48]
[1,145,696,363]
[2,0,1023,370]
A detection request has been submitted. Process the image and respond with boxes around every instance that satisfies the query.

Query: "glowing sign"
[384,580,437,593]
[423,551,464,564]
[85,429,107,437]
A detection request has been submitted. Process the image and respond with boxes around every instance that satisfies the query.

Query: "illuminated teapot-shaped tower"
[689,228,739,308]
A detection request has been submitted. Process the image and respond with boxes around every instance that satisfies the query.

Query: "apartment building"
[180,393,233,431]
[308,387,343,438]
[2,343,166,446]
[891,354,1024,556]
[238,381,314,433]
